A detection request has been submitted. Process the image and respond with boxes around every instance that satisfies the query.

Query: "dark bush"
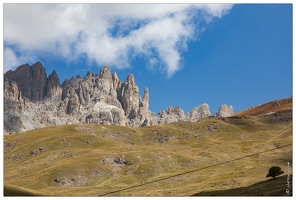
[266,166,284,179]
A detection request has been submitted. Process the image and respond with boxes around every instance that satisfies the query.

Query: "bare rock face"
[117,74,157,127]
[158,106,185,124]
[185,103,211,122]
[215,104,234,118]
[4,62,235,134]
[4,62,47,101]
[118,74,140,117]
[66,88,80,114]
[112,72,120,92]
[4,62,157,133]
[138,88,150,122]
[4,79,25,134]
[86,102,126,126]
[60,66,126,125]
[4,79,22,102]
[46,70,62,99]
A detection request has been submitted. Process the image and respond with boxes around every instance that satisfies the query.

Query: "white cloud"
[4,3,233,76]
[4,48,36,72]
[4,48,18,72]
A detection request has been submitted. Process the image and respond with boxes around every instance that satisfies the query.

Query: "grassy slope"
[4,102,292,196]
[192,174,292,196]
[232,97,292,117]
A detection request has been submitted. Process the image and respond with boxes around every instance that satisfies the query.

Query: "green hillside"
[4,107,292,196]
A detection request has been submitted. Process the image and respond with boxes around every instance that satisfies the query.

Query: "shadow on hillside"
[192,175,292,196]
[4,184,43,196]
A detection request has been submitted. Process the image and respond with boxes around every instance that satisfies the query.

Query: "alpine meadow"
[3,3,292,196]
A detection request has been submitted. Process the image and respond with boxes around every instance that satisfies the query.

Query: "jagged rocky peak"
[185,103,211,122]
[4,61,237,134]
[126,74,135,84]
[76,74,81,79]
[99,66,111,79]
[143,87,149,105]
[49,69,58,78]
[137,87,149,120]
[158,105,185,124]
[216,104,234,118]
[98,66,114,93]
[82,71,98,85]
[46,70,62,99]
[4,62,48,101]
[162,106,184,116]
[112,72,120,91]
[86,71,95,77]
[4,62,63,101]
[28,62,48,101]
[118,73,140,115]
[4,62,156,132]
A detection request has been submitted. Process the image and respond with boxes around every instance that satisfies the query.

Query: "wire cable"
[98,143,292,196]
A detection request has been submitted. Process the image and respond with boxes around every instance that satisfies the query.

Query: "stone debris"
[30,147,44,156]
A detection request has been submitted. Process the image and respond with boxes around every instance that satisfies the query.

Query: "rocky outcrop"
[215,104,234,118]
[46,70,62,99]
[4,62,47,101]
[4,62,235,134]
[185,103,211,122]
[112,72,120,91]
[158,106,185,124]
[118,74,140,117]
[4,79,26,133]
[4,79,22,102]
[59,66,156,127]
[139,87,149,119]
[158,103,213,124]
[4,62,157,133]
[86,102,125,126]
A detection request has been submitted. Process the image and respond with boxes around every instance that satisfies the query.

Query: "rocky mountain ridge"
[4,62,234,134]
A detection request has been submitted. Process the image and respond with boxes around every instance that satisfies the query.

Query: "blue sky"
[3,4,292,115]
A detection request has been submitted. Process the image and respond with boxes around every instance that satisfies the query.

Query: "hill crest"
[232,97,292,117]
